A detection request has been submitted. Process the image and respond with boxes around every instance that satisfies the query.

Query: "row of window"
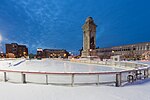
[97,46,150,53]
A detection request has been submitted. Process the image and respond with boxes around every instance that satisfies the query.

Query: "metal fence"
[0,63,149,87]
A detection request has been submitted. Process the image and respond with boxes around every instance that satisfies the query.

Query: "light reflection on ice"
[0,59,123,72]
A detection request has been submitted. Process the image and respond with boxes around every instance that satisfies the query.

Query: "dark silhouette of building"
[37,48,69,58]
[6,43,28,58]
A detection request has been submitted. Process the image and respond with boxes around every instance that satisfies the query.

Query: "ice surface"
[0,59,123,72]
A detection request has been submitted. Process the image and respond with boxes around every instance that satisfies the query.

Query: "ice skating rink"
[0,59,124,85]
[0,58,122,72]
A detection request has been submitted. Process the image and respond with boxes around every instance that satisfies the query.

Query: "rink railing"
[0,66,149,87]
[70,59,148,69]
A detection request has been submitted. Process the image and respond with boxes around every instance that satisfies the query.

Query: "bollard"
[116,73,122,87]
[144,69,149,79]
[71,74,75,87]
[46,75,48,85]
[22,73,26,84]
[97,74,100,86]
[4,72,7,82]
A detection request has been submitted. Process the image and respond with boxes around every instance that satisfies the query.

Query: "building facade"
[6,43,28,58]
[96,42,150,60]
[81,17,97,57]
[37,48,69,58]
[142,51,150,60]
[37,48,43,59]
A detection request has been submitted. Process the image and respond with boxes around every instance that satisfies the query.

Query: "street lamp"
[112,50,115,56]
[89,49,92,57]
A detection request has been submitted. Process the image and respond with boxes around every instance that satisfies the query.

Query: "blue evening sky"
[0,0,150,54]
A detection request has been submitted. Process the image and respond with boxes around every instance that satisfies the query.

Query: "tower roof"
[85,16,93,22]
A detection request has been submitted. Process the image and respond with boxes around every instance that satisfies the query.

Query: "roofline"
[97,41,150,49]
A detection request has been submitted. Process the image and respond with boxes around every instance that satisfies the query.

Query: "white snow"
[0,79,150,100]
[0,59,150,100]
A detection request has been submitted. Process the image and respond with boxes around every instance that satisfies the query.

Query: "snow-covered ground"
[0,59,150,100]
[0,79,150,100]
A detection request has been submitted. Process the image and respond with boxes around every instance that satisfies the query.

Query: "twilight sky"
[0,0,150,54]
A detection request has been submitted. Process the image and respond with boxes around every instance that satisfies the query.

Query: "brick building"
[37,48,69,58]
[6,43,28,58]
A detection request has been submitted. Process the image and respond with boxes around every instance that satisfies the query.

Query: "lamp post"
[112,50,115,56]
[89,49,92,57]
